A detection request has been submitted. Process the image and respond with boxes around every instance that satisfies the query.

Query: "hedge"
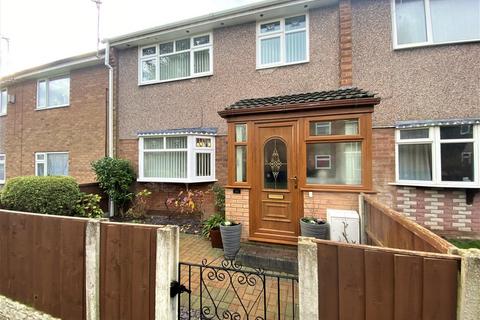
[1,176,81,216]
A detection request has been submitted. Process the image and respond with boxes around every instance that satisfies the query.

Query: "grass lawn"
[448,239,480,249]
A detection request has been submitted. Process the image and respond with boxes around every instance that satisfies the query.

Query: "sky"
[0,0,263,76]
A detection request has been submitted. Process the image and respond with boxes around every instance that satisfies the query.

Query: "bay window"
[139,33,213,84]
[0,89,7,115]
[0,154,5,184]
[393,0,480,48]
[257,14,309,68]
[395,123,479,187]
[37,76,70,109]
[35,152,69,176]
[139,135,215,183]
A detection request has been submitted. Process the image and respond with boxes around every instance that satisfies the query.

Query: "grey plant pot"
[300,219,330,240]
[220,224,242,260]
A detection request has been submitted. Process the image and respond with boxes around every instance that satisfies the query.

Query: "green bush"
[1,176,81,215]
[212,184,225,216]
[74,193,104,218]
[91,157,135,216]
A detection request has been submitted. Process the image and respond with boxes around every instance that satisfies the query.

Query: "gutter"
[104,42,115,217]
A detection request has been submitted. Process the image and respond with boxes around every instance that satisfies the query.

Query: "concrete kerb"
[452,248,480,320]
[298,236,319,320]
[155,225,180,320]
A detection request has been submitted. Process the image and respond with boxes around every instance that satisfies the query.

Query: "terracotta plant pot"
[220,223,242,260]
[209,227,223,249]
[300,219,330,240]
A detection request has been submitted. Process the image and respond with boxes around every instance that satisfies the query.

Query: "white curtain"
[286,31,307,63]
[395,0,427,44]
[343,142,362,185]
[194,49,210,74]
[260,37,281,65]
[47,153,69,176]
[159,52,190,80]
[399,144,432,180]
[0,163,4,181]
[430,0,480,43]
[144,151,187,178]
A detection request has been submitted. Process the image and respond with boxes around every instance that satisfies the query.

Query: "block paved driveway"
[179,233,299,320]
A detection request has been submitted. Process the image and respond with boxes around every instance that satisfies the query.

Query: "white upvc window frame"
[138,32,214,85]
[36,75,71,110]
[0,154,5,184]
[35,152,69,176]
[138,135,216,183]
[0,88,7,116]
[256,13,310,69]
[395,125,480,188]
[391,0,480,50]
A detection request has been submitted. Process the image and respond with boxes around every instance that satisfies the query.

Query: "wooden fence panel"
[0,210,87,319]
[316,240,460,320]
[100,222,158,320]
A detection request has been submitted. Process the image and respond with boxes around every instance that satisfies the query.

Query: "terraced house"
[103,0,480,242]
[0,52,108,184]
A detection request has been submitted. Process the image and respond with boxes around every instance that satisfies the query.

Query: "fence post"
[155,225,180,320]
[85,219,101,320]
[358,193,367,244]
[456,248,480,320]
[298,237,319,319]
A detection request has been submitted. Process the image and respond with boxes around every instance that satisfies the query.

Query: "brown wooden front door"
[250,121,299,244]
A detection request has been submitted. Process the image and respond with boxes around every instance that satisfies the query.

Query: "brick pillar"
[339,0,353,87]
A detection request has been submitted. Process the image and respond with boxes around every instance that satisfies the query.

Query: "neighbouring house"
[104,0,477,242]
[0,51,108,184]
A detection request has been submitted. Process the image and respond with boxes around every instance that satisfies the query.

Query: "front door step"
[236,242,298,275]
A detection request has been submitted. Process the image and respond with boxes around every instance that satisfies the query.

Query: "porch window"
[0,89,7,115]
[139,135,215,183]
[37,76,70,109]
[0,154,5,184]
[139,33,213,85]
[35,152,69,176]
[257,14,309,69]
[393,0,480,48]
[395,124,479,187]
[234,124,247,183]
[305,116,367,188]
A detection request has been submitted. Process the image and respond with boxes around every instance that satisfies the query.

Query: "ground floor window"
[396,123,479,187]
[0,154,5,183]
[35,152,69,176]
[138,134,215,183]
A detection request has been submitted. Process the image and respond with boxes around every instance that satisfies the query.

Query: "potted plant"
[300,217,330,240]
[220,220,242,260]
[202,213,225,248]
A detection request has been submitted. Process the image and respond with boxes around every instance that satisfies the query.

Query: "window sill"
[256,60,309,71]
[0,113,6,117]
[35,104,70,111]
[389,182,480,189]
[137,178,216,184]
[393,39,480,51]
[138,72,213,86]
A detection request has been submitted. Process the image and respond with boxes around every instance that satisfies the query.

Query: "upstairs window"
[37,76,70,109]
[257,14,309,69]
[0,154,5,184]
[139,135,215,183]
[139,33,213,84]
[35,152,69,176]
[0,89,7,115]
[396,124,479,187]
[393,0,480,48]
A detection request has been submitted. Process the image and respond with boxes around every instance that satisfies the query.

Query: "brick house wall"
[2,64,108,184]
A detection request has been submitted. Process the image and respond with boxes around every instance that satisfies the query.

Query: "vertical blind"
[144,151,188,179]
[194,49,210,74]
[261,37,281,65]
[160,53,190,81]
[46,153,69,176]
[196,153,211,177]
[286,31,307,63]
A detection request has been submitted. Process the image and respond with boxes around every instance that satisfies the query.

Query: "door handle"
[290,176,298,189]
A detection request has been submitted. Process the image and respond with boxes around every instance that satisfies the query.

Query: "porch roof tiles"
[225,87,376,111]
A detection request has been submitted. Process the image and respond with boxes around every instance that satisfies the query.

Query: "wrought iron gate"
[177,259,298,320]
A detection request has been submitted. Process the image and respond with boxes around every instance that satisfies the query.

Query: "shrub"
[166,189,206,215]
[74,193,104,218]
[1,176,81,215]
[125,189,152,219]
[212,184,225,216]
[91,157,135,216]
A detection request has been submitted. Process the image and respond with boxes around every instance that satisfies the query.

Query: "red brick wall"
[117,135,228,216]
[4,65,108,183]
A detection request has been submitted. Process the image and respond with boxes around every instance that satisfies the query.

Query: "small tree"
[91,157,135,216]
